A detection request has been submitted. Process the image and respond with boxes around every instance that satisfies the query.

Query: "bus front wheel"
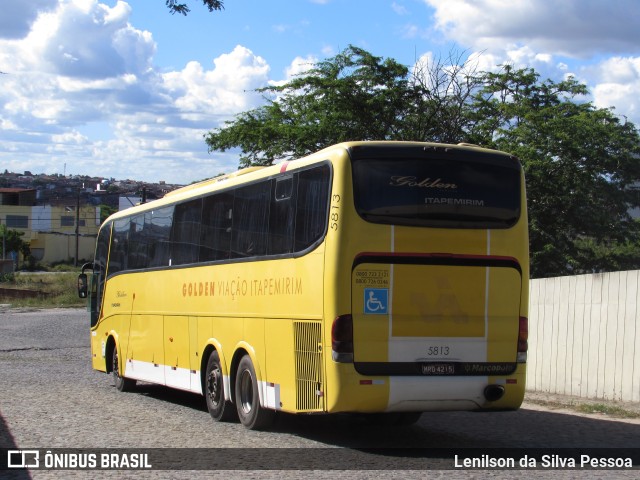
[205,351,236,422]
[111,344,136,392]
[234,355,274,430]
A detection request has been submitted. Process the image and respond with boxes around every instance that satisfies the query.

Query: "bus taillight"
[517,316,528,363]
[332,314,353,363]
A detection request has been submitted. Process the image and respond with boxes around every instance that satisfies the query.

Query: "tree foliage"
[0,225,30,260]
[166,0,224,15]
[469,66,640,277]
[204,46,640,278]
[205,46,479,167]
[98,204,117,224]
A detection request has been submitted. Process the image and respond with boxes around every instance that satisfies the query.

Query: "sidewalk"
[523,391,640,423]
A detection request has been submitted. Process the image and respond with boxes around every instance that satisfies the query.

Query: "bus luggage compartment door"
[351,260,522,374]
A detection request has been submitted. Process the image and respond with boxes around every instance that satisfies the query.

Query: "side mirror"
[78,273,88,298]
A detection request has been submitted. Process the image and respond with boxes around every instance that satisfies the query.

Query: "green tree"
[166,0,224,15]
[0,225,30,260]
[98,204,117,223]
[106,184,121,194]
[205,48,640,277]
[469,66,640,277]
[205,46,479,168]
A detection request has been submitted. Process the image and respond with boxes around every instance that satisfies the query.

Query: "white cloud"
[591,56,640,120]
[424,0,640,58]
[17,1,142,78]
[320,45,335,57]
[3,0,639,184]
[594,56,640,84]
[424,0,640,128]
[0,0,58,40]
[266,55,317,92]
[162,46,270,114]
[391,2,410,15]
[0,1,274,184]
[400,24,422,39]
[51,130,90,145]
[284,55,317,79]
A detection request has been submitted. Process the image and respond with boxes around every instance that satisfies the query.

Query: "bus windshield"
[351,149,521,229]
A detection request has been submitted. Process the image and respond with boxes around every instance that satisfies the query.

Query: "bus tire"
[111,343,136,392]
[234,354,274,430]
[205,351,236,422]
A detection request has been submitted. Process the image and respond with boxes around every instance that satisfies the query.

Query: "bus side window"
[231,182,270,258]
[275,176,293,200]
[170,199,203,265]
[295,165,330,251]
[148,206,174,267]
[200,192,233,262]
[127,213,147,269]
[268,176,296,255]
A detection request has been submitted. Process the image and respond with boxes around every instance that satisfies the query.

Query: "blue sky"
[125,1,440,75]
[1,0,640,184]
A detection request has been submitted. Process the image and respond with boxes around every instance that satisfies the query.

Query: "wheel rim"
[207,365,222,407]
[239,369,254,415]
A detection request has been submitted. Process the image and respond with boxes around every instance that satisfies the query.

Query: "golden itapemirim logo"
[182,276,303,300]
[389,176,458,189]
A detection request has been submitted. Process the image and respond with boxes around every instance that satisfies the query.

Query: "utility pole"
[74,188,80,267]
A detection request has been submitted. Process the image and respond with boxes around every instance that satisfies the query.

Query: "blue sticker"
[364,288,389,314]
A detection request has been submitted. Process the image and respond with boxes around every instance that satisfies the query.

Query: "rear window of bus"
[350,146,522,229]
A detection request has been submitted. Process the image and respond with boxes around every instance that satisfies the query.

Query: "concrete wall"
[528,270,639,403]
[1,205,100,264]
[28,232,96,264]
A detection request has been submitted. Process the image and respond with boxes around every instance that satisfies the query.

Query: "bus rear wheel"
[205,351,236,422]
[111,344,136,392]
[234,355,274,430]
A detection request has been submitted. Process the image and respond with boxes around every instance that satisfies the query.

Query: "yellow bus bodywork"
[89,141,528,417]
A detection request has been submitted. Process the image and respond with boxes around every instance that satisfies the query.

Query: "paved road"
[0,308,638,479]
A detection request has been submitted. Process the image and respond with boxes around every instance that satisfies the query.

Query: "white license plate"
[421,363,455,375]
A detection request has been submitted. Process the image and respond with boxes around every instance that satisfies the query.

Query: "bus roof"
[103,141,513,224]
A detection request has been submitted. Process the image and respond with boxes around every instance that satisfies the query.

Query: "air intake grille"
[294,321,324,412]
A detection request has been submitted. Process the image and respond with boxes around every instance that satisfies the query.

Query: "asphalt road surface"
[1,307,638,479]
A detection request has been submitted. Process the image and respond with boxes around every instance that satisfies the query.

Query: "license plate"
[421,363,455,375]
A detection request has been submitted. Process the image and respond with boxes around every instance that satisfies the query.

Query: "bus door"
[83,222,112,328]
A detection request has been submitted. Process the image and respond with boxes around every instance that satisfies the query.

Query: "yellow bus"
[79,141,529,429]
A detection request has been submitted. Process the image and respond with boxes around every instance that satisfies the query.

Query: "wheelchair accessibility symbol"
[364,288,389,314]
